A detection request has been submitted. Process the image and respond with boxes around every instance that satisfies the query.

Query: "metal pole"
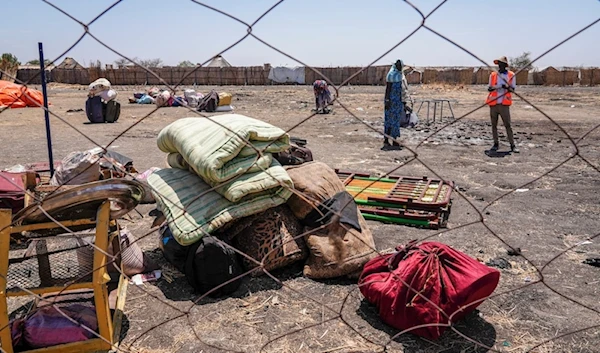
[38,43,55,177]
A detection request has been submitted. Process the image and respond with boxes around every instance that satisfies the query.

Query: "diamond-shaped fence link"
[0,1,599,352]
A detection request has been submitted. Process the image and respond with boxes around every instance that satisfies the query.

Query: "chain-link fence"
[0,1,599,352]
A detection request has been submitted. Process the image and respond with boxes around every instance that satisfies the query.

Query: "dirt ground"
[1,84,599,353]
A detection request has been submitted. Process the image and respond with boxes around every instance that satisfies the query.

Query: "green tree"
[139,58,163,68]
[178,60,195,67]
[1,53,20,66]
[0,53,20,79]
[26,59,51,66]
[509,52,533,71]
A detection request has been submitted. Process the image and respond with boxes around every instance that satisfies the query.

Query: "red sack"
[359,241,500,340]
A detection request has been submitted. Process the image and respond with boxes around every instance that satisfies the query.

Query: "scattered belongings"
[197,89,219,112]
[0,171,36,214]
[76,226,159,277]
[185,235,243,297]
[0,80,46,109]
[155,90,186,107]
[486,257,512,269]
[86,78,120,123]
[183,89,202,108]
[507,247,522,256]
[158,220,244,296]
[273,137,314,166]
[2,177,139,352]
[148,114,293,245]
[49,147,139,186]
[11,303,98,350]
[126,87,234,112]
[336,170,454,229]
[285,162,377,279]
[359,241,500,340]
[14,179,144,225]
[131,270,162,285]
[222,204,308,275]
[129,86,161,104]
[218,91,232,106]
[583,257,600,268]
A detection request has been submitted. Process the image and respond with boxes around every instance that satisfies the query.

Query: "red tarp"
[0,80,45,109]
[359,241,500,340]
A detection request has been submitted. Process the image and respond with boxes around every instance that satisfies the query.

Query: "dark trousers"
[490,105,514,146]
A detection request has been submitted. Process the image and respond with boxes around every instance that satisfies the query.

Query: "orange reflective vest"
[486,71,514,106]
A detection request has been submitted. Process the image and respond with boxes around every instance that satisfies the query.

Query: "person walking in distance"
[486,56,519,153]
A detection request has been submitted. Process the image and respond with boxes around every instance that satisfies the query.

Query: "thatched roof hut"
[206,55,232,68]
[55,57,85,70]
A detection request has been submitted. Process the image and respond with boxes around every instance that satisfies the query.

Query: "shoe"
[392,141,403,150]
[490,143,499,151]
[511,145,520,153]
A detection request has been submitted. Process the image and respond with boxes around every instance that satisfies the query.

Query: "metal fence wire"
[0,0,599,352]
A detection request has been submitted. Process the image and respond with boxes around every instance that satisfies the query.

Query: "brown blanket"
[285,162,377,279]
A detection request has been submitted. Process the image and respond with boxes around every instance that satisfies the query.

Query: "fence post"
[38,42,55,177]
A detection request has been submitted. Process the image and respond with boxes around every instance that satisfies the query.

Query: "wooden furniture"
[0,201,127,353]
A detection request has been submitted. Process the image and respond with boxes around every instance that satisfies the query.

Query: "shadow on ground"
[357,300,497,353]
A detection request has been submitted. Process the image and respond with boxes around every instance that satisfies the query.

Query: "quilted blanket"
[157,115,292,202]
[148,168,292,246]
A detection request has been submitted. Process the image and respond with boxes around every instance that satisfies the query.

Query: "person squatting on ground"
[313,80,332,114]
[486,56,519,153]
[383,59,410,150]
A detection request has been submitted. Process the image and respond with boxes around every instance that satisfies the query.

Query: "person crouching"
[313,80,332,114]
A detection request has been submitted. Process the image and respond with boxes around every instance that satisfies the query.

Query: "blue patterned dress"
[384,82,404,139]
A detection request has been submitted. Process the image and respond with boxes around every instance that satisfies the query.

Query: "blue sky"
[2,0,599,68]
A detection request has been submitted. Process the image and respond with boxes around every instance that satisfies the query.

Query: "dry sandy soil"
[0,84,599,353]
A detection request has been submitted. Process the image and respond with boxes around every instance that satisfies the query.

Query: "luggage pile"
[336,170,454,229]
[148,114,378,297]
[86,78,120,123]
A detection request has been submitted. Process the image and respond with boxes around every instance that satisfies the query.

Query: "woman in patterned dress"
[313,79,332,114]
[383,60,409,150]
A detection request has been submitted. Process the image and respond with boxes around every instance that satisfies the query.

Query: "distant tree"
[88,60,102,68]
[178,60,195,67]
[26,59,51,66]
[114,58,129,68]
[0,53,20,78]
[139,58,163,68]
[1,53,20,66]
[509,52,533,71]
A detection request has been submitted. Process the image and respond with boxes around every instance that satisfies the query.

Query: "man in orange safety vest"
[486,56,519,153]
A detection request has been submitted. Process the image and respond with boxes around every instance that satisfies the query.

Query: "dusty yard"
[0,84,599,353]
